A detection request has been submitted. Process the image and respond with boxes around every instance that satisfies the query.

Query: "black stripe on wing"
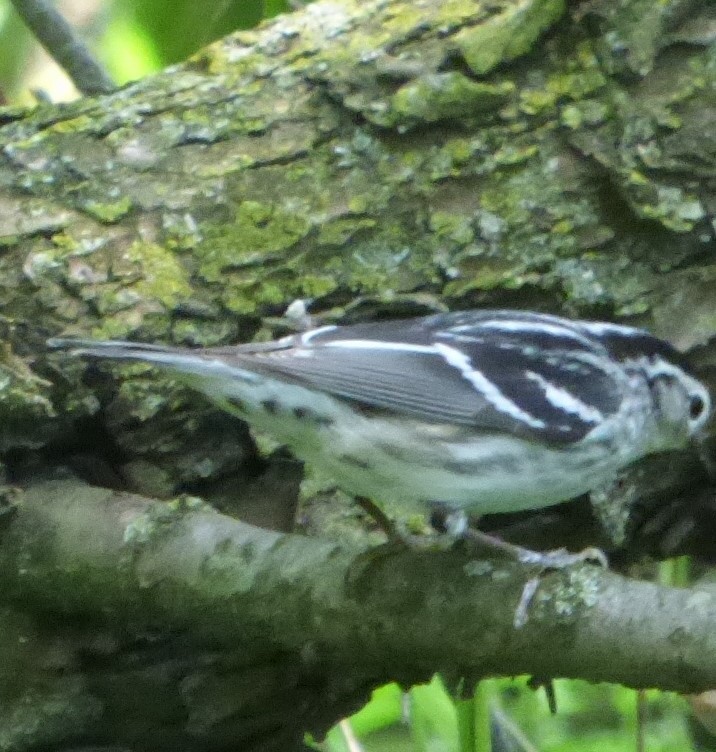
[220,325,625,445]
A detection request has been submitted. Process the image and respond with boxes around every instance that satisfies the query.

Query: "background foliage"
[0,0,291,100]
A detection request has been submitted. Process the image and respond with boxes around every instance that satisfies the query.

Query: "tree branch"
[10,0,114,95]
[2,480,716,695]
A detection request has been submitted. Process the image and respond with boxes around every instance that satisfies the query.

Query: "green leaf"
[410,676,460,752]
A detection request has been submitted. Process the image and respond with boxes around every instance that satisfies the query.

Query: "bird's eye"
[689,394,707,421]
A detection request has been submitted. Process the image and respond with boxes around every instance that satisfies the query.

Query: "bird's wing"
[212,312,627,445]
[49,312,634,445]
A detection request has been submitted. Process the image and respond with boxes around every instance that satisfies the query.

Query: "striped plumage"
[48,310,711,516]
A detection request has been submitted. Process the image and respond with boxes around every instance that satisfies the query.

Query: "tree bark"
[3,480,716,751]
[0,0,714,748]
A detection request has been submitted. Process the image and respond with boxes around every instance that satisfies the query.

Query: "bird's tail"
[46,337,227,378]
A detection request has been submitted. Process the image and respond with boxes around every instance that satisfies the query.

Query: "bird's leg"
[464,524,609,569]
[356,496,607,568]
[355,497,467,548]
[428,503,607,629]
[429,502,608,569]
[354,495,399,538]
[354,496,606,628]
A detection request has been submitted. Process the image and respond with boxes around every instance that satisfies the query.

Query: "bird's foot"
[358,498,609,567]
[427,503,608,567]
[460,527,608,568]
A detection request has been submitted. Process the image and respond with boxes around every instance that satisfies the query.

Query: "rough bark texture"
[0,0,715,749]
[3,481,716,751]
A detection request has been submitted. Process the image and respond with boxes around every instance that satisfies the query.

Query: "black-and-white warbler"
[49,310,711,523]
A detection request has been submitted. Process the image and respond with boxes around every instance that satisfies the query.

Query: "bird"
[48,309,711,541]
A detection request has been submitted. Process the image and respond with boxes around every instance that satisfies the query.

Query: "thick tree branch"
[2,480,716,695]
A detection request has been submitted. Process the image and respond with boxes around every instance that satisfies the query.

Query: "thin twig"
[10,0,114,95]
[338,720,364,752]
[636,690,647,752]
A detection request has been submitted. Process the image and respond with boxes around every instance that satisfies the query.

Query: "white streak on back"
[300,325,338,344]
[577,321,642,337]
[468,319,596,348]
[323,339,437,354]
[525,370,604,424]
[434,343,546,429]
